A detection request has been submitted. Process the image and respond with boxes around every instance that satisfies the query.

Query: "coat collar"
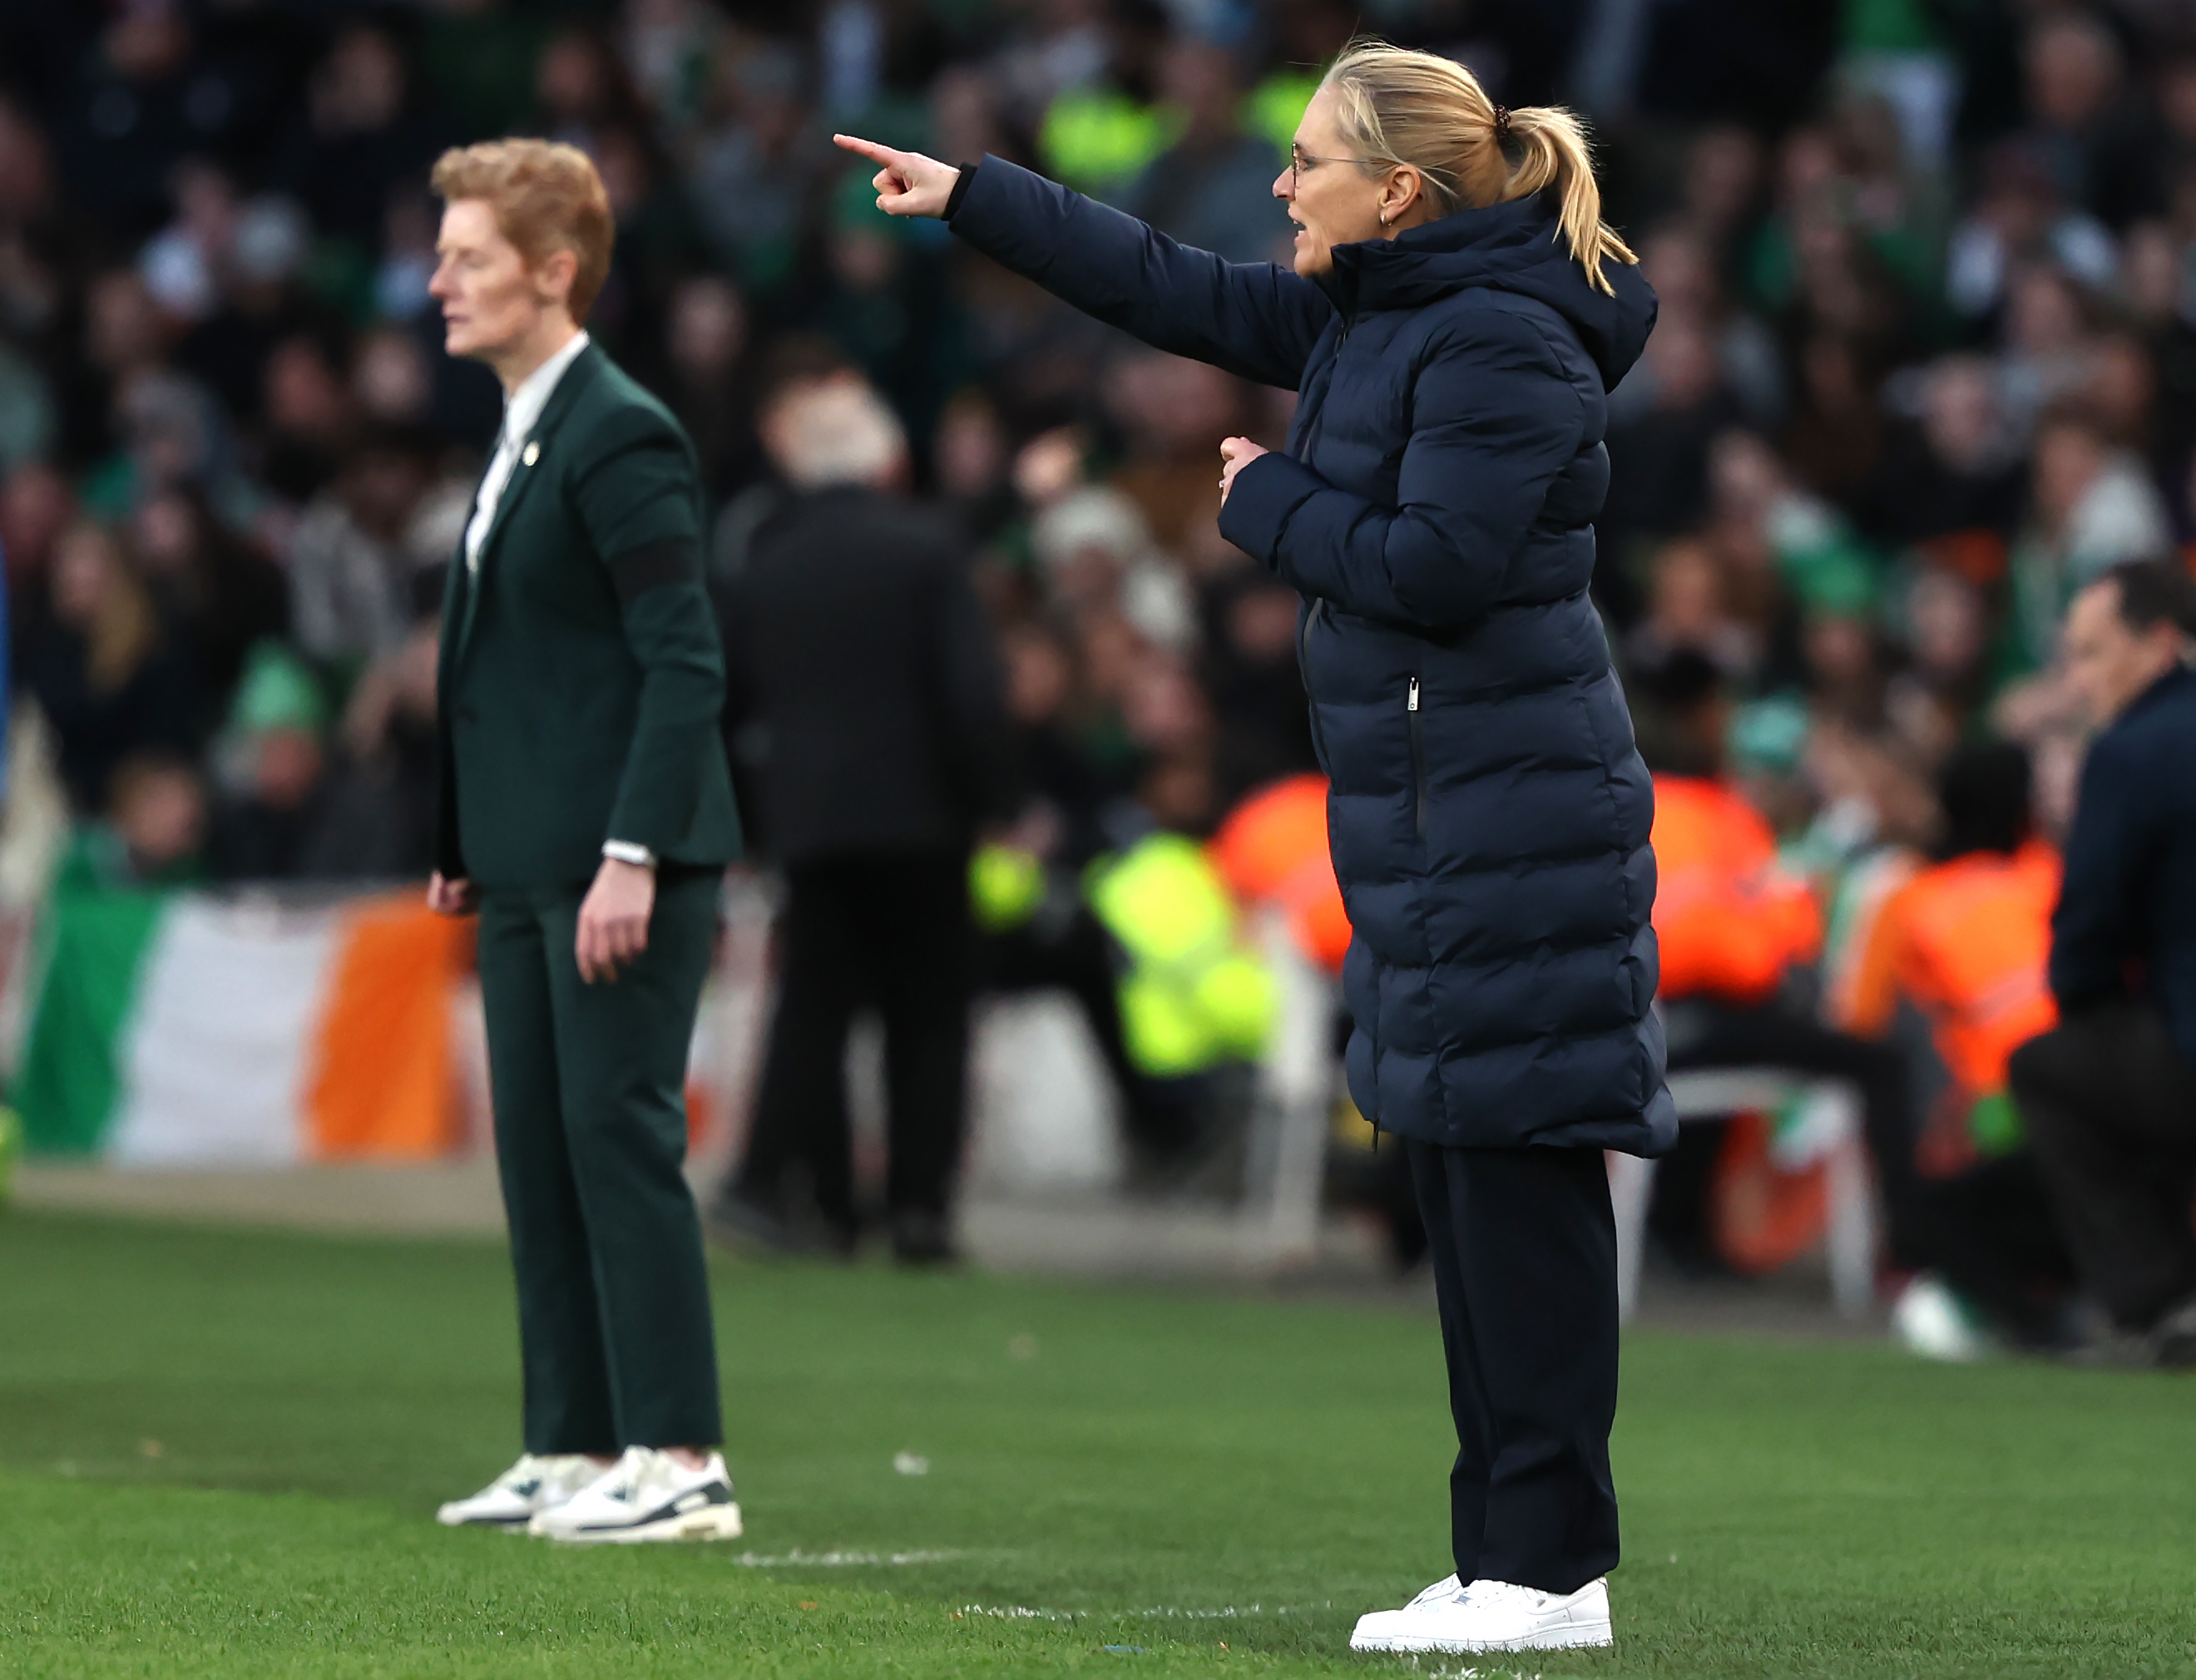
[2118,660,2196,727]
[467,338,607,575]
[1314,190,1657,388]
[1320,192,1564,314]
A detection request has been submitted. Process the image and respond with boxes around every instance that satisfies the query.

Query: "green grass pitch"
[4,1211,2195,1678]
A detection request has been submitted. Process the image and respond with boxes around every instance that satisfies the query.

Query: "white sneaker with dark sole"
[527,1447,744,1544]
[436,1454,606,1529]
[1350,1575,1612,1653]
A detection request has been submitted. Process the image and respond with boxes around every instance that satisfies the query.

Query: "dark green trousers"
[477,872,723,1453]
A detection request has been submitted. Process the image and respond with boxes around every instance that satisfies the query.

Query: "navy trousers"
[1405,1139,1621,1596]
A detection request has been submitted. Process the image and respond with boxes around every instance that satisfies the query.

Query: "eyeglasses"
[1289,145,1369,193]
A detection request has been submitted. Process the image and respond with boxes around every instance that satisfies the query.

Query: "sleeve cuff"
[602,840,658,869]
[1218,452,1323,568]
[942,161,979,222]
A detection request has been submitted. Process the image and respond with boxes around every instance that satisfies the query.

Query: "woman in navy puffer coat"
[840,40,1666,1654]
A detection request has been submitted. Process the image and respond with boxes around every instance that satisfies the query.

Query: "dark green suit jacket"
[436,342,741,889]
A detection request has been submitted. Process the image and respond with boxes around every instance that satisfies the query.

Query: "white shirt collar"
[502,329,591,449]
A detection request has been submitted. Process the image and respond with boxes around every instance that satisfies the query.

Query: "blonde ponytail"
[1319,40,1637,295]
[1501,106,1634,294]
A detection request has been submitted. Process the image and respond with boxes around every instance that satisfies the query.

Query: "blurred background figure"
[20,520,195,815]
[712,370,1016,1264]
[65,751,206,889]
[2010,561,2196,1366]
[206,641,331,882]
[1635,652,1923,1278]
[1115,38,1288,266]
[1836,742,2076,1358]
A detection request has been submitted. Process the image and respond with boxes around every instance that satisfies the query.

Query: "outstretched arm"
[1218,313,1585,630]
[834,135,1329,392]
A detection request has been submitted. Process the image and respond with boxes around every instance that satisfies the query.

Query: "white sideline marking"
[730,1549,962,1568]
[958,1603,1332,1623]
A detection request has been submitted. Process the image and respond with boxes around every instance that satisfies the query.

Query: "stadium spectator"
[1640,651,1925,1274]
[2011,560,2196,1365]
[286,24,455,250]
[1198,565,1319,808]
[308,621,443,882]
[0,460,75,620]
[1115,38,1288,266]
[1600,309,1743,600]
[1855,355,2021,551]
[1101,347,1248,568]
[2015,9,2158,234]
[286,427,435,671]
[2006,407,2173,676]
[1838,742,2078,1356]
[1944,141,2116,325]
[206,642,331,883]
[712,370,1016,1265]
[649,274,759,504]
[128,487,284,729]
[969,619,1256,1186]
[21,519,195,813]
[1624,536,1760,688]
[1632,223,1783,429]
[72,751,206,888]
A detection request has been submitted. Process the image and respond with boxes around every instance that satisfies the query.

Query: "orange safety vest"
[1649,775,1822,1006]
[1838,840,2060,1097]
[1208,773,1353,975]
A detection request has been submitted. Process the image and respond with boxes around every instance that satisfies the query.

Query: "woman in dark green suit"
[423,140,744,1544]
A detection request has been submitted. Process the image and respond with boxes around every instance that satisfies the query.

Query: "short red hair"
[430,139,615,321]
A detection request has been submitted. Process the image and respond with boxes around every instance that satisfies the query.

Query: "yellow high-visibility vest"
[1085,833,1276,1078]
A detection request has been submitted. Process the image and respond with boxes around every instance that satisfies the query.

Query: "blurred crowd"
[7,2,2196,1312]
[0,0,2189,882]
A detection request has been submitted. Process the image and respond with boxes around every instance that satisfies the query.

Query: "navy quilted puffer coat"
[951,156,1677,1158]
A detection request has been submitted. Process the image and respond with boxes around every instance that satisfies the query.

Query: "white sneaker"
[436,1454,606,1529]
[527,1447,744,1544]
[1350,1575,1613,1653]
[1892,1274,1992,1362]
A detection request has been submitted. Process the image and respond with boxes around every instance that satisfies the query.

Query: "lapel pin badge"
[522,441,540,466]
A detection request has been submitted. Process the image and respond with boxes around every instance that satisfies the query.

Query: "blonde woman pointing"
[839,42,1666,1654]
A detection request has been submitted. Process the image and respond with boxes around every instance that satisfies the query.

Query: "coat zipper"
[1407,677,1427,838]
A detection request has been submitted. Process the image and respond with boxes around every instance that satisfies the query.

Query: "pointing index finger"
[833,133,902,168]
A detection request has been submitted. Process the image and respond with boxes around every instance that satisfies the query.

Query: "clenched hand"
[1219,435,1269,504]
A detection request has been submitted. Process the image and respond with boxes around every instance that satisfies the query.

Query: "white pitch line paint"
[957,1603,1333,1623]
[729,1549,963,1568]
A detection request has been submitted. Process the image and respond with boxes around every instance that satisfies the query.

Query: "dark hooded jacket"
[950,156,1675,1155]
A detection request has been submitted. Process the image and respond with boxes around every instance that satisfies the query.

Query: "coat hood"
[1323,191,1658,389]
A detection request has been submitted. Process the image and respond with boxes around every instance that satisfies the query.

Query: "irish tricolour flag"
[16,888,470,1165]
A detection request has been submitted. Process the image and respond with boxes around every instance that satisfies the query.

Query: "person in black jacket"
[2010,560,2196,1363]
[712,370,1016,1265]
[838,36,1659,1656]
